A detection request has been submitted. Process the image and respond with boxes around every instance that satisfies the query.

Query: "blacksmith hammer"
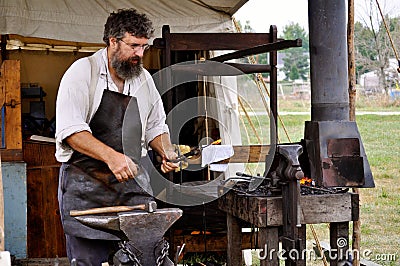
[69,201,157,217]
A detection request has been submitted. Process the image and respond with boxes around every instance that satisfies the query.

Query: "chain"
[119,241,142,266]
[155,239,170,266]
[116,239,169,266]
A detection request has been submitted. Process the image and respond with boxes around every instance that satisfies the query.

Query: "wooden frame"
[153,24,284,132]
[153,25,307,265]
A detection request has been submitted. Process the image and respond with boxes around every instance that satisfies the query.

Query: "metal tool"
[74,208,182,265]
[70,201,157,216]
[169,148,200,163]
[169,139,221,163]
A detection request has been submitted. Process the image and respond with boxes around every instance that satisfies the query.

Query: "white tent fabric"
[209,75,245,179]
[0,0,247,44]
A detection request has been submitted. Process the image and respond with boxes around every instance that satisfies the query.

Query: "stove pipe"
[304,0,374,188]
[309,0,349,121]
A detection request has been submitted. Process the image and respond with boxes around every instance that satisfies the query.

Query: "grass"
[238,95,400,265]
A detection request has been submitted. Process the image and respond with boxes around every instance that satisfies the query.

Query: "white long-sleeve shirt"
[55,48,169,162]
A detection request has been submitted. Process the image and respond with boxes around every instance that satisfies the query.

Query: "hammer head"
[145,201,157,213]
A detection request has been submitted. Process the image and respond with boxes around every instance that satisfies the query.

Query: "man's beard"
[111,48,143,80]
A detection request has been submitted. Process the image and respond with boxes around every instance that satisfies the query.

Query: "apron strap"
[87,55,100,122]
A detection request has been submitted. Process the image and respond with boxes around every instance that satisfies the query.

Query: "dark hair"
[103,8,154,46]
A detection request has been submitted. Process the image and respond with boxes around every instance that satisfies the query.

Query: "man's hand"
[106,152,138,182]
[149,133,181,174]
[161,150,179,173]
[66,131,138,182]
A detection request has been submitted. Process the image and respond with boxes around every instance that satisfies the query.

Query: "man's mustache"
[128,56,141,63]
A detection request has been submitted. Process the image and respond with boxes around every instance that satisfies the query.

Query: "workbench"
[218,190,359,266]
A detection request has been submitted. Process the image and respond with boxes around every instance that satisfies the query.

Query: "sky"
[233,0,400,33]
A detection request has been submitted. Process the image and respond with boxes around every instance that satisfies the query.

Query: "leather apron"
[58,89,153,240]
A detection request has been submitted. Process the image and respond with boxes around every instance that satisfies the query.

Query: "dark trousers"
[66,235,119,266]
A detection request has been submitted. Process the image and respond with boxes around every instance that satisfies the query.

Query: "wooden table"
[218,190,359,266]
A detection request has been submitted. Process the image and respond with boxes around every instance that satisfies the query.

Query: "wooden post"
[0,60,22,161]
[269,25,278,142]
[348,1,361,266]
[226,213,242,266]
[297,225,307,266]
[258,227,279,266]
[0,35,7,63]
[347,0,357,121]
[330,222,349,266]
[161,25,173,114]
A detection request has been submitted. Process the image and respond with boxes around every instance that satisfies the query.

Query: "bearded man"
[55,9,178,265]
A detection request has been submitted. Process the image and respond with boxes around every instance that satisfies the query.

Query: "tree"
[280,22,309,81]
[354,0,400,94]
[235,20,310,80]
[235,20,254,33]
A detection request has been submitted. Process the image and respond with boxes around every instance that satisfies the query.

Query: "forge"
[304,0,374,189]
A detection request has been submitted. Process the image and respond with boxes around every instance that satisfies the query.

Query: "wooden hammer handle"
[70,204,144,217]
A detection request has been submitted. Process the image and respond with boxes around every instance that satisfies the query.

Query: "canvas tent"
[0,0,247,46]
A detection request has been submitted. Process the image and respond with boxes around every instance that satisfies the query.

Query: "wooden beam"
[225,63,271,74]
[171,232,257,252]
[153,33,279,51]
[8,34,105,49]
[210,39,302,63]
[169,62,271,76]
[217,145,271,163]
[0,149,23,162]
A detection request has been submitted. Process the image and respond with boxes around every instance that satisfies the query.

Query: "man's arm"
[65,131,138,182]
[148,133,179,173]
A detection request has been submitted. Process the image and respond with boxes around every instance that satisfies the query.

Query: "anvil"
[75,208,182,265]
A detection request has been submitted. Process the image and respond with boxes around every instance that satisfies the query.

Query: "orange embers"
[300,177,313,186]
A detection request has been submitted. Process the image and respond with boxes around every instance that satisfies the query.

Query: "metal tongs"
[169,148,201,163]
[169,139,222,163]
[221,172,268,194]
[223,172,267,183]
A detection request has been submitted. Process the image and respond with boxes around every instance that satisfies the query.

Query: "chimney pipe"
[309,0,349,121]
[304,0,374,188]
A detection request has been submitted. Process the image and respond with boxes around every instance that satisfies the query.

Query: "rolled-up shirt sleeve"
[141,73,170,147]
[55,59,92,162]
[145,96,170,146]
